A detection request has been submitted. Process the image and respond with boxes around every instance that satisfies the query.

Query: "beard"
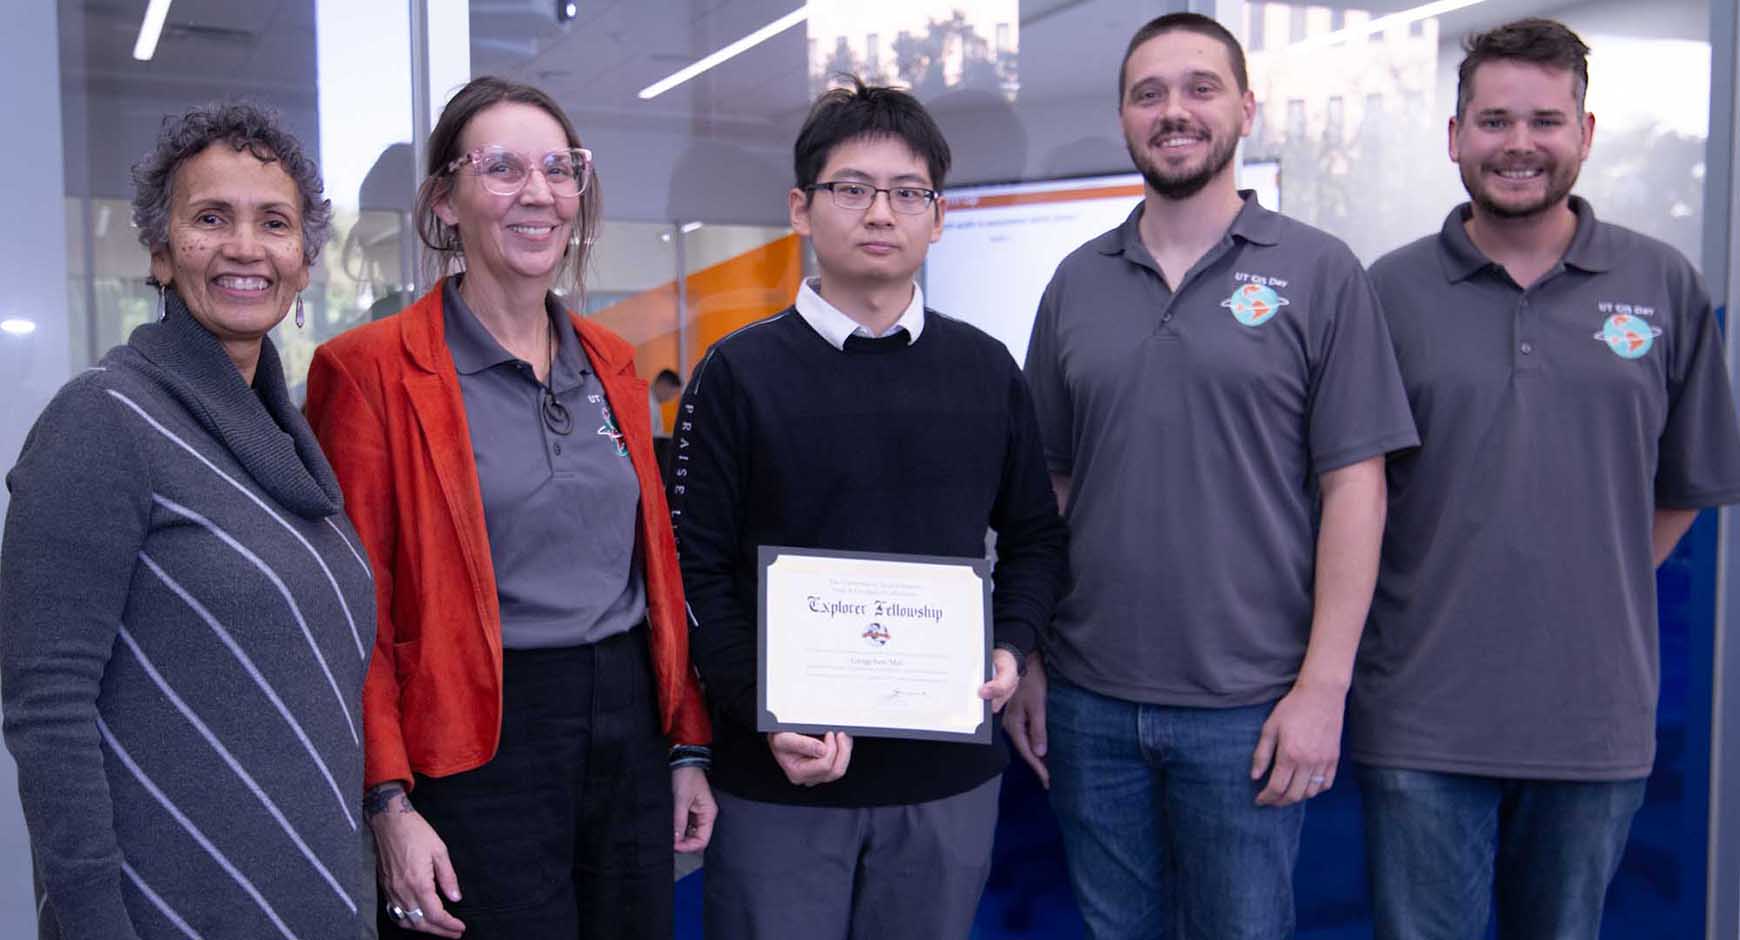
[1460,157,1580,219]
[1127,119,1240,200]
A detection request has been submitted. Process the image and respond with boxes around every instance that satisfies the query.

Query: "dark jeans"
[379,628,673,940]
[1046,673,1304,940]
[1357,765,1646,940]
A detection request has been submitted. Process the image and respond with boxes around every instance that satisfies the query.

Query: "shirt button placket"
[1515,297,1537,369]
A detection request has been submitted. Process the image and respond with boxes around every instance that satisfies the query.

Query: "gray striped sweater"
[2,294,374,940]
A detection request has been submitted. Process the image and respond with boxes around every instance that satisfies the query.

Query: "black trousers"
[380,628,673,940]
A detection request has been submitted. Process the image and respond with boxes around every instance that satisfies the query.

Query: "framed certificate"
[757,545,993,744]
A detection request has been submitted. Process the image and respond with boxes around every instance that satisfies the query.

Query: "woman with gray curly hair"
[1,100,374,939]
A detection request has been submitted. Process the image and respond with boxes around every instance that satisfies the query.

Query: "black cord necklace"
[462,281,574,436]
[540,316,574,436]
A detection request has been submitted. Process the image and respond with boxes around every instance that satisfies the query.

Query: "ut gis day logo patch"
[1592,302,1661,360]
[1222,273,1290,327]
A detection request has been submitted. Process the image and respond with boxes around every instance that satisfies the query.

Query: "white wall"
[0,1,71,934]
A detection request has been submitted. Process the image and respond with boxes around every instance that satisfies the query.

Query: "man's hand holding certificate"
[758,546,1002,745]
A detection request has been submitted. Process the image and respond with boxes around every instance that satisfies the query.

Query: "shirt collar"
[794,277,926,351]
[443,277,589,391]
[1095,189,1282,262]
[1436,195,1612,283]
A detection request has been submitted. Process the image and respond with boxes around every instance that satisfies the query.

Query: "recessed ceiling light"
[638,5,810,100]
[1287,0,1489,51]
[1,318,39,336]
[133,0,174,61]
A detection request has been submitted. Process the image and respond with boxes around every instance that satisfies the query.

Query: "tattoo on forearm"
[363,782,410,818]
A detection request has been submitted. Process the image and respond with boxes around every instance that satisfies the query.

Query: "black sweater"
[670,307,1066,806]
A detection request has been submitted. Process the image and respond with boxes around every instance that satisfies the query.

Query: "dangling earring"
[294,293,306,330]
[156,283,167,322]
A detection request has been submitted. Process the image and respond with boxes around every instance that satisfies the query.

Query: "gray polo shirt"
[1349,199,1740,780]
[444,279,646,650]
[1025,193,1417,706]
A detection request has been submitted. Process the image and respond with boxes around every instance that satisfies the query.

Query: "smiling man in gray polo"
[1348,18,1740,940]
[1004,13,1417,938]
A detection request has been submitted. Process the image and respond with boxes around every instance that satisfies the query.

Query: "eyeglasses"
[805,181,939,215]
[445,146,593,197]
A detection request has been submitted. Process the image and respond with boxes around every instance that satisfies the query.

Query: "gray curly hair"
[131,101,333,269]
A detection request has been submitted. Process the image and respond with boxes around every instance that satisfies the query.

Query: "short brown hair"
[1119,13,1249,106]
[414,76,601,297]
[1456,18,1590,119]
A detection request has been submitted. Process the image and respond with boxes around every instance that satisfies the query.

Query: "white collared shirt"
[794,277,926,351]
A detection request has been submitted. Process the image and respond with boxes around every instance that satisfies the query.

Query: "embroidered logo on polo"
[1591,302,1661,360]
[588,392,629,457]
[1221,275,1291,327]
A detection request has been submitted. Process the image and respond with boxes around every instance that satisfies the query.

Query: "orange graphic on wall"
[591,233,803,432]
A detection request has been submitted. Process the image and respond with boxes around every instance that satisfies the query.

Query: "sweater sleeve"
[303,346,409,790]
[667,348,761,731]
[1,377,149,940]
[988,360,1069,659]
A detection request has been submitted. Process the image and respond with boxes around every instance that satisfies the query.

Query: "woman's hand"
[672,765,717,853]
[366,783,466,937]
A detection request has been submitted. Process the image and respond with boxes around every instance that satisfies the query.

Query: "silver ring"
[407,908,425,920]
[386,902,406,920]
[1309,776,1328,785]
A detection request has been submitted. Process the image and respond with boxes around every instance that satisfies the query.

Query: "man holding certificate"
[668,78,1067,939]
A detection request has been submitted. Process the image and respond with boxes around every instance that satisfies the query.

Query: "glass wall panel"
[1247,0,1710,267]
[58,0,417,392]
[464,0,1178,384]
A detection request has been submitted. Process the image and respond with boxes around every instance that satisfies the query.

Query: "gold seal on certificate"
[757,545,993,744]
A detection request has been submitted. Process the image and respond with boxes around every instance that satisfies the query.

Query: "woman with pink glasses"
[305,76,713,940]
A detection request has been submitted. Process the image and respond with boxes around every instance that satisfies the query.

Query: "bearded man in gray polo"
[1005,13,1417,938]
[1347,18,1740,940]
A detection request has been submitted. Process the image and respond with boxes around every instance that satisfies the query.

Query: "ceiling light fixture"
[0,318,39,336]
[1288,0,1489,51]
[637,4,809,100]
[133,0,175,61]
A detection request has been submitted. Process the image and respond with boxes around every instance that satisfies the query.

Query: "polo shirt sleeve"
[988,358,1069,659]
[1305,249,1419,475]
[1024,273,1074,476]
[667,347,760,731]
[1656,269,1740,508]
